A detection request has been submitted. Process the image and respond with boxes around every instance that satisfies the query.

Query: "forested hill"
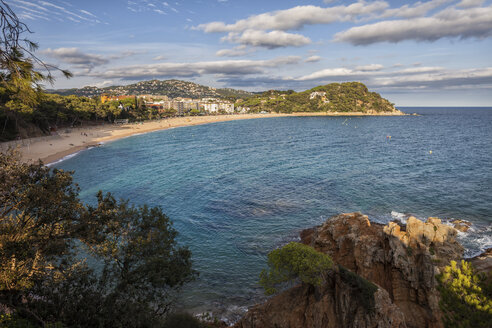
[48,79,253,99]
[237,82,398,113]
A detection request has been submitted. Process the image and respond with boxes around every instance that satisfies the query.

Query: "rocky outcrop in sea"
[234,212,491,328]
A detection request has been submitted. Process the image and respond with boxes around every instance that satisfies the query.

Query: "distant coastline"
[1,111,405,165]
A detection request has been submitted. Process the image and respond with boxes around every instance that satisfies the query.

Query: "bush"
[259,242,333,295]
[437,260,492,328]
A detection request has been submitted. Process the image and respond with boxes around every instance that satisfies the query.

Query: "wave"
[46,151,84,167]
[46,144,101,167]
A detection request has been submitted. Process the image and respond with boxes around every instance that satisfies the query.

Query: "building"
[202,103,219,113]
[101,94,136,104]
[218,102,234,113]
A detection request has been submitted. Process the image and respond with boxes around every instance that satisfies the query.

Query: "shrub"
[437,260,492,328]
[259,242,333,295]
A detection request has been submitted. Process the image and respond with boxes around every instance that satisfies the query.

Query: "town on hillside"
[101,94,251,117]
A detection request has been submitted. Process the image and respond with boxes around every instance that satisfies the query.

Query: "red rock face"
[300,213,464,328]
[235,269,407,328]
[236,212,469,328]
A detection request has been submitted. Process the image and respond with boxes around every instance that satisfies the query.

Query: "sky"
[6,0,492,106]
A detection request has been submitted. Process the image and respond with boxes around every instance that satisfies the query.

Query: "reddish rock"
[235,212,468,328]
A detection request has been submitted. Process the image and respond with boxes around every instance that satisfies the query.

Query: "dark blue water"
[56,107,492,320]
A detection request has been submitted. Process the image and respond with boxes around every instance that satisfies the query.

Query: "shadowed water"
[56,107,492,321]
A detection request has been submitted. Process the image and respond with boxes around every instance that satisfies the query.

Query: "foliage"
[338,265,378,313]
[53,79,253,99]
[0,151,197,327]
[259,242,333,295]
[0,1,72,140]
[437,260,492,328]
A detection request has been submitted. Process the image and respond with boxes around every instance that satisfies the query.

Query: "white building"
[203,103,219,113]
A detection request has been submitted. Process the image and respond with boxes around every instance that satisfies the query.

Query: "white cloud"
[371,67,492,89]
[334,5,492,45]
[222,30,311,49]
[196,3,388,33]
[153,55,166,61]
[457,0,485,8]
[398,66,443,74]
[216,46,249,57]
[379,0,450,19]
[298,67,361,81]
[355,64,383,71]
[9,0,102,23]
[94,80,114,88]
[305,55,321,63]
[41,48,109,70]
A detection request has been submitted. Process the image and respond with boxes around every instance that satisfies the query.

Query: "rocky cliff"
[235,212,472,328]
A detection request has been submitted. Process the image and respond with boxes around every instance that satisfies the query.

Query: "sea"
[55,107,492,322]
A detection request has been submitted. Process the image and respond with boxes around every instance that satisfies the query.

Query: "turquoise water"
[56,107,492,320]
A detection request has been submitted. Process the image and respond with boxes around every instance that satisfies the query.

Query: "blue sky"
[7,0,492,106]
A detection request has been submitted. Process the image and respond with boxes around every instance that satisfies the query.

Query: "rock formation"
[235,267,406,328]
[469,248,492,281]
[235,212,467,328]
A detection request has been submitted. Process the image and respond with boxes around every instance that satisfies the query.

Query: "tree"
[0,1,73,140]
[259,242,333,295]
[0,1,71,89]
[0,151,196,327]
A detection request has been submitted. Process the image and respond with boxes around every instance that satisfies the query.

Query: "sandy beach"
[0,111,404,164]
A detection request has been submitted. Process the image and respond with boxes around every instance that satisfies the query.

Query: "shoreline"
[1,111,405,164]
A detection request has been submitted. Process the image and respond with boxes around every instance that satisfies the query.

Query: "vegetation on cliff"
[438,260,492,328]
[0,151,196,327]
[237,82,396,113]
[259,242,333,295]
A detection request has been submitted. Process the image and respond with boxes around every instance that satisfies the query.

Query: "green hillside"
[238,82,396,113]
[48,79,253,99]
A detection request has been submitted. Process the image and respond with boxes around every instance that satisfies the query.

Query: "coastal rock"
[451,219,472,232]
[300,213,463,328]
[469,248,492,280]
[235,213,466,328]
[234,268,406,328]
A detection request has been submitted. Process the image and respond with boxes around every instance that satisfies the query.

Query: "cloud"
[94,80,114,88]
[88,56,301,80]
[371,67,492,89]
[398,66,443,74]
[41,48,109,70]
[153,55,166,61]
[9,0,101,23]
[195,3,388,33]
[216,46,249,57]
[457,0,485,8]
[222,30,311,49]
[334,5,492,45]
[305,55,321,63]
[355,64,383,71]
[378,0,450,19]
[298,67,365,81]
